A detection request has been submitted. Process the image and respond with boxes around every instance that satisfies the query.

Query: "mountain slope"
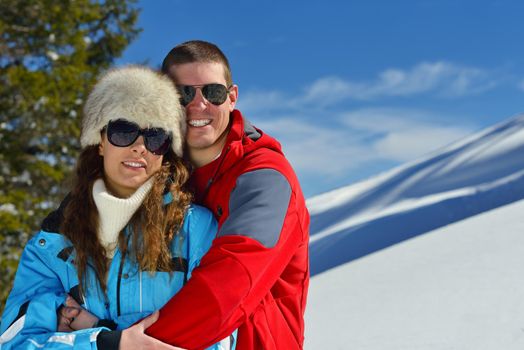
[308,114,524,275]
[305,198,524,349]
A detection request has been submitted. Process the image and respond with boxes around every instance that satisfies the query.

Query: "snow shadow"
[310,172,524,276]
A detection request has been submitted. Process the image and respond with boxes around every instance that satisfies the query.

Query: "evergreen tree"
[0,0,141,313]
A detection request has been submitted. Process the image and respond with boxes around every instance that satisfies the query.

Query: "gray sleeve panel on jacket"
[217,169,292,248]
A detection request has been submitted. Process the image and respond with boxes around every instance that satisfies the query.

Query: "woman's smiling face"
[98,132,163,198]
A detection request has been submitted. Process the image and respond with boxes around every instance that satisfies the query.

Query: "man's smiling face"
[168,61,238,165]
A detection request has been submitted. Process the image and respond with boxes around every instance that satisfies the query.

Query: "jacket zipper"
[116,248,126,317]
[116,234,131,317]
[200,145,230,203]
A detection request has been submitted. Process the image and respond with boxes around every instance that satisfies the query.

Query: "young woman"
[0,66,235,350]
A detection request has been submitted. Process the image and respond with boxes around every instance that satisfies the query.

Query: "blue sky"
[117,0,524,198]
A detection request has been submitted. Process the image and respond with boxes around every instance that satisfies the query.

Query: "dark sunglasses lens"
[107,120,139,147]
[177,85,196,106]
[202,84,228,105]
[144,128,171,155]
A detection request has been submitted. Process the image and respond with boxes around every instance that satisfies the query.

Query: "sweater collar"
[92,177,154,257]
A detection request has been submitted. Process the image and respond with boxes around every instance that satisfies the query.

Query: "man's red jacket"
[146,110,310,349]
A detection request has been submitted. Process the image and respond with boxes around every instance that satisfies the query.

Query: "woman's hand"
[57,304,80,332]
[120,311,186,350]
[57,295,99,331]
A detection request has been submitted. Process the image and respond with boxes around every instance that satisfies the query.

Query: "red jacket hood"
[218,109,284,175]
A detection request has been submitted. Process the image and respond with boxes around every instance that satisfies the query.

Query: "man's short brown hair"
[161,40,233,87]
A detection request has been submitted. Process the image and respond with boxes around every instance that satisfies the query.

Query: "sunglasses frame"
[176,83,232,106]
[104,119,172,156]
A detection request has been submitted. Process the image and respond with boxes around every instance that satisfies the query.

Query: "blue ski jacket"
[0,203,236,350]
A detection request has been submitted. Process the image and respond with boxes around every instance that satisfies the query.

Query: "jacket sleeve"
[183,207,238,350]
[146,169,305,349]
[0,236,110,349]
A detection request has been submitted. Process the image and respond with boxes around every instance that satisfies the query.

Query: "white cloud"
[375,128,469,161]
[254,117,372,176]
[341,108,473,161]
[300,62,497,104]
[298,76,357,105]
[238,61,499,115]
[236,90,289,114]
[252,108,475,178]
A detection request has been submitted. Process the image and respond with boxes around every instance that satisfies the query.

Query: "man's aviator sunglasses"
[104,119,172,155]
[176,84,232,106]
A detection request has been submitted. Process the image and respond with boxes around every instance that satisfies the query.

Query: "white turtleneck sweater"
[92,178,154,257]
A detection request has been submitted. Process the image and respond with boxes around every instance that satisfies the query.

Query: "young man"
[144,40,310,349]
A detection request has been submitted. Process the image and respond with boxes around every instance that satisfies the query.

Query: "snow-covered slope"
[305,198,524,349]
[307,114,524,275]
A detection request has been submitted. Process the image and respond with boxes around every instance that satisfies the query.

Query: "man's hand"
[120,311,186,350]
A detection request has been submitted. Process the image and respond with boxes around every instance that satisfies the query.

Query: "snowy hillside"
[304,114,524,349]
[307,114,524,276]
[305,198,524,349]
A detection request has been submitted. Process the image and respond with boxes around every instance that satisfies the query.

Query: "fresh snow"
[305,199,524,349]
[307,114,524,275]
[305,114,524,348]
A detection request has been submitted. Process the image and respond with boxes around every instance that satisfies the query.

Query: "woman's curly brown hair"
[60,145,192,295]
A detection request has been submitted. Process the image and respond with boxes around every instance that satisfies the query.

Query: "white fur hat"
[81,66,185,157]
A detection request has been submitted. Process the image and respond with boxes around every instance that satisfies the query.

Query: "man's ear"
[228,84,238,112]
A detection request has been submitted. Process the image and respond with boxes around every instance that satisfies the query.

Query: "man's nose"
[187,88,208,109]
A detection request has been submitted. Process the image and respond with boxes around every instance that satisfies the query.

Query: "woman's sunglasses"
[176,83,231,106]
[105,119,172,155]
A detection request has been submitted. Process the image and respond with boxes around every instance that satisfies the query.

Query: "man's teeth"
[188,119,212,127]
[124,162,145,168]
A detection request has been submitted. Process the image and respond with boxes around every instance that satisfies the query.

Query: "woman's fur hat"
[81,66,185,157]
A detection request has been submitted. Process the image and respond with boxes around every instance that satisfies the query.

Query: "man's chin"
[187,138,215,150]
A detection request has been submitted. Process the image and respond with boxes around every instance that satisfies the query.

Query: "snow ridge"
[308,114,524,275]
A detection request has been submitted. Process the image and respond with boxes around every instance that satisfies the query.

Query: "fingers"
[120,312,186,350]
[62,306,81,319]
[139,310,160,329]
[57,323,74,332]
[139,312,187,350]
[57,316,74,333]
[63,294,99,331]
[57,306,79,332]
[65,295,81,308]
[70,308,99,330]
